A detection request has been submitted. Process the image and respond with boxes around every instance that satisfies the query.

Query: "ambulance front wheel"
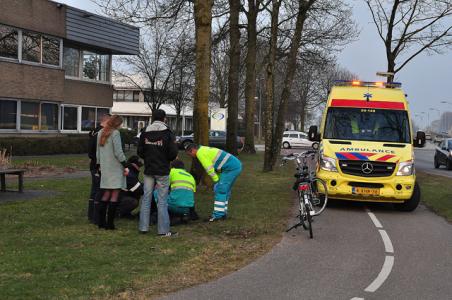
[283,142,291,149]
[394,182,420,212]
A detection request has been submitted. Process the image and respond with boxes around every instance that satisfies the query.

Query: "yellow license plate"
[352,187,380,196]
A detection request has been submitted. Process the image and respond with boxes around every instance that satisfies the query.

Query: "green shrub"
[0,135,89,156]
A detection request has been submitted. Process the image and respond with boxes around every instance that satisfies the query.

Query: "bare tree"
[226,0,241,155]
[263,0,281,172]
[211,38,229,108]
[192,0,214,181]
[366,0,452,82]
[169,33,195,135]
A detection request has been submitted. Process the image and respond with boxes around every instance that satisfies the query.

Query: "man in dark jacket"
[118,156,144,218]
[87,113,111,223]
[137,109,178,236]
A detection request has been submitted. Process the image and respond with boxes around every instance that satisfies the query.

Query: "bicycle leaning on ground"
[281,150,328,238]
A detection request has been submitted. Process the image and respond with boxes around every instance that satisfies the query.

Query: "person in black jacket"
[137,109,178,236]
[87,113,111,224]
[118,155,145,219]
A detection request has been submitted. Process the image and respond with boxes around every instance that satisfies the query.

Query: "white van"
[282,131,313,148]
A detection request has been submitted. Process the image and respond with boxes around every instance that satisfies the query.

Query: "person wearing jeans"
[137,109,178,236]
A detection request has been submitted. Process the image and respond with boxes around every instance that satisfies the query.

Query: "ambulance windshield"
[324,108,411,143]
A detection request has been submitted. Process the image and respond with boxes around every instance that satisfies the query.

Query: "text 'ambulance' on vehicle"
[308,80,426,211]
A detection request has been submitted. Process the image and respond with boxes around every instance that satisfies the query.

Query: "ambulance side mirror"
[308,125,321,142]
[414,131,426,148]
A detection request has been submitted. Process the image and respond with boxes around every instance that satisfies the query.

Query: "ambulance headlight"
[320,156,338,172]
[396,161,414,176]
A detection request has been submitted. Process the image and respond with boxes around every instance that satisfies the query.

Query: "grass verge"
[0,153,293,299]
[417,172,452,222]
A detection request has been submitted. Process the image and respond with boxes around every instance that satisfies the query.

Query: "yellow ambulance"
[308,80,426,211]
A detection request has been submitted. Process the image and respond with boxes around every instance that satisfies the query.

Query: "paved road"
[163,145,452,300]
[415,147,452,178]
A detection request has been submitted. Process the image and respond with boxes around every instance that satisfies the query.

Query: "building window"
[63,47,80,77]
[0,25,18,60]
[185,117,193,132]
[22,31,60,66]
[20,102,40,130]
[82,51,110,82]
[82,107,96,131]
[42,36,60,66]
[133,91,140,102]
[0,100,17,129]
[124,91,133,102]
[62,106,78,130]
[40,103,58,130]
[22,32,41,63]
[96,108,110,127]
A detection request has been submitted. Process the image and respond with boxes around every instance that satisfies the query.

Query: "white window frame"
[60,104,80,133]
[64,48,112,85]
[19,100,60,134]
[0,99,19,132]
[80,105,111,133]
[0,24,62,69]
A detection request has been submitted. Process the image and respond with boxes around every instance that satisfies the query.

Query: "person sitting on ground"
[118,156,144,219]
[153,159,198,224]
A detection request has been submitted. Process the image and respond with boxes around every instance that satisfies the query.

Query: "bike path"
[162,202,384,300]
[163,200,452,300]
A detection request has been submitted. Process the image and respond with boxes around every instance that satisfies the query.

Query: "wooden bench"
[0,169,26,193]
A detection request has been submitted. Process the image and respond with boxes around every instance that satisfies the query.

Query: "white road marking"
[365,255,395,292]
[378,229,394,253]
[350,298,364,300]
[366,210,383,228]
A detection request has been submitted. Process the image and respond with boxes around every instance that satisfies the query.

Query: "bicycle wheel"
[305,200,313,239]
[298,191,309,230]
[310,178,328,216]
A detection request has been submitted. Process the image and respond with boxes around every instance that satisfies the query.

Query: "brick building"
[0,0,139,135]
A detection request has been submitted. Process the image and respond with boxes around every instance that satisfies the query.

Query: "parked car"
[434,138,452,169]
[176,130,244,150]
[282,131,313,149]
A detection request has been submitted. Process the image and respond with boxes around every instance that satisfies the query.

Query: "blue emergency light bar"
[334,80,402,89]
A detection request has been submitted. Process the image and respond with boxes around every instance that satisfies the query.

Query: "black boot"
[88,199,95,223]
[97,201,108,229]
[106,202,118,230]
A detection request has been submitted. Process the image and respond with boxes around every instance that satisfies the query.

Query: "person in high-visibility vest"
[185,143,242,222]
[152,159,198,222]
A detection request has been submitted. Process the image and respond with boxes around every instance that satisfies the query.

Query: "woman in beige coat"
[96,115,128,230]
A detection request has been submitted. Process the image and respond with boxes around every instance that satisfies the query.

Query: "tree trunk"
[192,0,213,182]
[263,0,280,172]
[226,0,241,155]
[176,108,182,136]
[270,0,313,168]
[299,101,306,132]
[242,0,258,154]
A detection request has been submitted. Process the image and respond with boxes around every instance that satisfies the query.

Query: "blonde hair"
[99,115,123,146]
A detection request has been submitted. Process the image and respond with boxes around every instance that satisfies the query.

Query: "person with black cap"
[118,155,145,219]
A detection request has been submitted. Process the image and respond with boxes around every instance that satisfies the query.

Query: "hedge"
[0,135,89,156]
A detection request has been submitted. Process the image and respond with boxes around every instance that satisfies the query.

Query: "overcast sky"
[58,0,452,128]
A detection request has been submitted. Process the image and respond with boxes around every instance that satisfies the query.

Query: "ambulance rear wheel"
[394,182,420,212]
[283,142,291,149]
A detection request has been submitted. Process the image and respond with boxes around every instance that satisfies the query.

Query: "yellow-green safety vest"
[170,168,196,192]
[196,146,223,183]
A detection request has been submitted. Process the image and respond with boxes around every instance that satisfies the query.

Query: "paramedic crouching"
[185,143,242,222]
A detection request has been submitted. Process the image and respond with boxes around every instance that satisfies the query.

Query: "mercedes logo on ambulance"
[361,162,374,174]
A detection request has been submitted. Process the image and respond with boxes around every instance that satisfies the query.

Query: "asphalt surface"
[163,145,452,300]
[414,146,452,178]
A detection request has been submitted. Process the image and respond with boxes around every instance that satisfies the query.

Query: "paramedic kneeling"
[185,144,242,222]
